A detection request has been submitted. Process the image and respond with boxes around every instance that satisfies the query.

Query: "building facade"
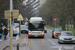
[27,0,40,17]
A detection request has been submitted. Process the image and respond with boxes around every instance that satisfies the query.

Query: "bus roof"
[29,17,44,21]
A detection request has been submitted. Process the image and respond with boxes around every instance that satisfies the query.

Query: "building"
[27,0,40,17]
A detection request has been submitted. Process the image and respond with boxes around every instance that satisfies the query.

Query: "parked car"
[52,28,62,38]
[58,31,75,44]
[21,25,28,34]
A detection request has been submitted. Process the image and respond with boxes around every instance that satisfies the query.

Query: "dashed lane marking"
[48,39,55,45]
[59,48,61,50]
[46,36,63,50]
[52,43,54,45]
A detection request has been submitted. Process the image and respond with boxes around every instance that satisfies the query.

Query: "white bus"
[28,17,45,38]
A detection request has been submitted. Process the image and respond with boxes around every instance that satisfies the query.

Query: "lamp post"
[10,0,13,50]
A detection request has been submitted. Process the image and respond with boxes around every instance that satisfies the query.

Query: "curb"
[3,46,9,50]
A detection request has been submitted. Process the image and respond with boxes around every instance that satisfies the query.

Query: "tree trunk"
[46,18,48,25]
[73,21,75,30]
[47,18,49,25]
[61,19,66,30]
[49,18,50,26]
[73,18,75,30]
[67,19,69,31]
[50,17,52,26]
[70,18,72,29]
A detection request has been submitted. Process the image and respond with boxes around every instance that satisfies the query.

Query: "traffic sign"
[12,10,19,18]
[17,14,23,21]
[26,17,28,21]
[4,10,19,50]
[4,10,19,19]
[17,14,23,43]
[54,18,56,21]
[4,10,11,19]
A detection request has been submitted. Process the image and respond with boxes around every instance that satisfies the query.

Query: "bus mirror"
[44,22,46,26]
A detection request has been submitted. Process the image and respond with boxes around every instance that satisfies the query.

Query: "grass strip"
[46,25,75,35]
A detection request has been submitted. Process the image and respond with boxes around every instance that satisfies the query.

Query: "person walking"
[4,27,8,40]
[0,27,3,39]
[23,22,24,25]
[1,23,3,28]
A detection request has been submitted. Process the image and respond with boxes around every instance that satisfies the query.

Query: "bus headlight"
[42,32,44,34]
[29,33,31,34]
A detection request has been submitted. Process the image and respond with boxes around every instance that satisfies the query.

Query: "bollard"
[17,43,19,50]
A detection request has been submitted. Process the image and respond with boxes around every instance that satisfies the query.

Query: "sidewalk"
[5,43,26,50]
[0,36,10,50]
[0,41,9,50]
[5,35,28,50]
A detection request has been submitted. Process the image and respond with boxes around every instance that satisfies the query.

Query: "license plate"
[66,40,70,41]
[34,36,38,37]
[23,31,25,33]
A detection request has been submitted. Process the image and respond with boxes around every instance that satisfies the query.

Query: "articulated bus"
[28,17,45,38]
[13,21,20,36]
[13,20,25,36]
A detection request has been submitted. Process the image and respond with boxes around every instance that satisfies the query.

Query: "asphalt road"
[13,28,75,50]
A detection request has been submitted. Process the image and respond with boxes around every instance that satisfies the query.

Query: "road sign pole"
[17,14,23,43]
[10,12,13,50]
[55,21,56,28]
[54,18,57,28]
[10,0,13,50]
[20,20,21,43]
[5,10,19,50]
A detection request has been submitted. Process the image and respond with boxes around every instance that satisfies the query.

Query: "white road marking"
[48,39,55,45]
[48,39,50,41]
[59,48,61,50]
[0,40,2,41]
[52,43,54,45]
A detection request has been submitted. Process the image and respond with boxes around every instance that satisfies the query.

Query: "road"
[20,28,75,50]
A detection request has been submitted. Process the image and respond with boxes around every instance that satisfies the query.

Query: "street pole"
[20,20,21,43]
[10,0,13,50]
[10,0,13,10]
[55,21,56,28]
[10,12,13,50]
[17,14,23,43]
[10,0,14,24]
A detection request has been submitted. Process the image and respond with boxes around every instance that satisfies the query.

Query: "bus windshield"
[28,21,44,31]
